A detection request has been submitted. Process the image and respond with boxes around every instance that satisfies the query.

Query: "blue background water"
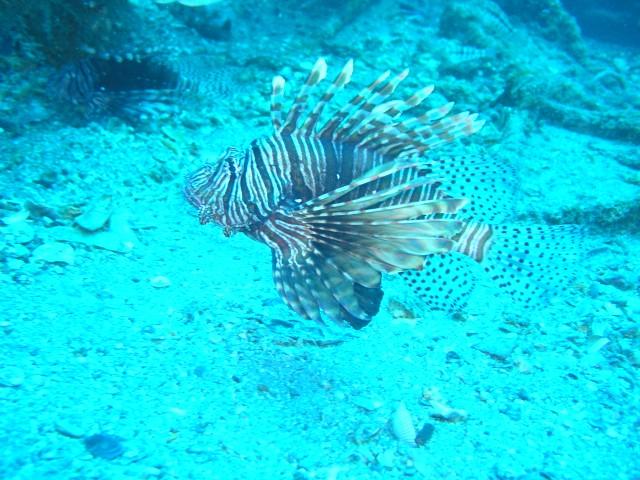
[0,1,639,479]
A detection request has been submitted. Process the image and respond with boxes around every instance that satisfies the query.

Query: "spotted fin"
[424,153,518,223]
[401,223,584,312]
[400,253,479,313]
[480,224,584,305]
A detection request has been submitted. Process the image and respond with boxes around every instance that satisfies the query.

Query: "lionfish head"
[184,147,243,230]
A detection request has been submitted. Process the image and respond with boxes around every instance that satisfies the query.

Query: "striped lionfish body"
[185,59,579,329]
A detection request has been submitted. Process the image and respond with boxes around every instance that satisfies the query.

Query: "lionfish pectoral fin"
[271,243,383,329]
[294,161,466,271]
[269,164,469,327]
[262,208,384,328]
[401,223,585,312]
[264,158,468,327]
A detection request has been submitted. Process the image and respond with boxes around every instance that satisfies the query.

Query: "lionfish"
[49,55,233,121]
[185,58,580,329]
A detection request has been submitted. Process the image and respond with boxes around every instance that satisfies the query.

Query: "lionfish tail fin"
[479,224,584,305]
[402,223,584,313]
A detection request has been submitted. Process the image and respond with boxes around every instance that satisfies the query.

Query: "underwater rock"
[387,299,418,321]
[496,65,640,143]
[83,433,125,460]
[543,200,640,234]
[5,258,26,271]
[599,274,635,292]
[499,403,522,421]
[74,195,113,232]
[7,0,139,65]
[351,395,384,411]
[349,423,382,445]
[31,242,75,265]
[439,1,514,49]
[5,244,30,260]
[165,1,232,41]
[536,100,640,144]
[414,423,435,446]
[433,403,468,423]
[24,201,60,222]
[473,337,516,362]
[430,404,468,423]
[377,448,396,468]
[422,387,469,423]
[34,169,61,189]
[617,156,640,171]
[495,0,586,59]
[55,418,90,439]
[231,0,377,53]
[1,221,35,245]
[49,208,138,253]
[1,207,30,226]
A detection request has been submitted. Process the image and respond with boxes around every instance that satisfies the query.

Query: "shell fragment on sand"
[149,275,171,288]
[0,366,25,387]
[31,242,75,265]
[391,401,417,445]
[49,209,138,253]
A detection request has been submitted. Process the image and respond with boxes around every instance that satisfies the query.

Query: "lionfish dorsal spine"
[387,101,455,139]
[270,75,286,131]
[280,57,328,134]
[332,68,410,141]
[299,58,354,135]
[349,85,435,147]
[316,68,391,139]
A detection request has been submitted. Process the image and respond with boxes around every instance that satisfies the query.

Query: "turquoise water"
[1,1,639,479]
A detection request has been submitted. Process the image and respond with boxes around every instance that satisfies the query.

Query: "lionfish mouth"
[183,183,213,225]
[183,178,236,234]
